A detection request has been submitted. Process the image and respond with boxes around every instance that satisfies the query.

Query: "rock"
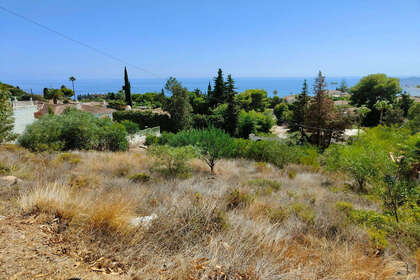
[130,213,158,228]
[0,176,23,186]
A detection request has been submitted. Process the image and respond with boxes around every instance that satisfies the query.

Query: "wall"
[13,105,38,135]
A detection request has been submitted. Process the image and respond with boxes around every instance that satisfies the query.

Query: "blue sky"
[1,0,420,79]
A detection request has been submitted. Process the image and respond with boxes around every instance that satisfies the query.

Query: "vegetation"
[123,67,133,107]
[18,109,128,151]
[0,91,17,143]
[350,74,402,126]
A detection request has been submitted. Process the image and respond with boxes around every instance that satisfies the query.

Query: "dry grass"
[0,146,416,279]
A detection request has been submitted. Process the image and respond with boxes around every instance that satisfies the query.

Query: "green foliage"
[19,110,128,152]
[0,91,17,143]
[113,110,171,131]
[225,188,254,210]
[128,172,151,183]
[208,68,226,108]
[237,110,274,138]
[289,80,310,131]
[396,92,414,117]
[273,102,290,124]
[164,128,234,173]
[248,178,282,191]
[132,91,168,109]
[406,103,420,134]
[350,74,402,126]
[237,89,269,112]
[120,120,139,134]
[56,153,82,164]
[123,67,133,106]
[165,77,192,132]
[0,81,44,101]
[291,203,315,224]
[148,144,198,178]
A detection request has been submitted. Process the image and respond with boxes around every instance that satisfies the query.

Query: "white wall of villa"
[12,100,38,135]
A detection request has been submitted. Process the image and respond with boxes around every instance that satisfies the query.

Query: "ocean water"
[3,77,419,97]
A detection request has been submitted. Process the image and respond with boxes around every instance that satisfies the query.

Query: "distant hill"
[0,81,43,101]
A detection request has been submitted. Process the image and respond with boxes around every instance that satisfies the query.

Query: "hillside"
[0,145,416,279]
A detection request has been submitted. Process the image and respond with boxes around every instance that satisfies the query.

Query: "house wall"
[13,105,38,135]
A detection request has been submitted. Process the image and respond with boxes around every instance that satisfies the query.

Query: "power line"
[0,5,164,79]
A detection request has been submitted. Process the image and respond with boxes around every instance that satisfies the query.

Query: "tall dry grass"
[0,147,415,278]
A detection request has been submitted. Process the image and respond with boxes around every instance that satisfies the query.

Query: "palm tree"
[69,76,76,99]
[374,100,392,124]
[355,105,371,136]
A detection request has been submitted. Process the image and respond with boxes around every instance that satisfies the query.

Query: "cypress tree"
[225,74,239,136]
[209,68,225,108]
[290,79,310,131]
[207,82,212,95]
[123,67,133,106]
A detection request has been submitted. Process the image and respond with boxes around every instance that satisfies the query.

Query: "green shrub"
[288,170,297,179]
[237,110,274,138]
[144,135,159,146]
[268,206,289,223]
[113,110,171,131]
[225,188,254,210]
[148,145,198,178]
[19,110,128,152]
[291,203,315,224]
[121,120,139,134]
[0,162,10,175]
[248,178,282,191]
[56,153,81,164]
[128,172,151,183]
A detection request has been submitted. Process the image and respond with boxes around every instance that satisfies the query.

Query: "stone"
[0,176,23,186]
[130,213,158,228]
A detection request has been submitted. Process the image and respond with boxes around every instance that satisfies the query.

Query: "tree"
[304,71,350,149]
[69,76,76,98]
[165,77,192,132]
[0,91,17,143]
[383,107,404,126]
[350,74,401,126]
[45,88,64,104]
[406,103,420,133]
[123,67,133,107]
[224,74,239,136]
[337,79,348,92]
[208,68,225,108]
[374,100,392,124]
[355,106,371,136]
[188,128,234,174]
[273,102,290,125]
[396,92,414,118]
[290,79,310,131]
[237,89,269,112]
[60,85,74,98]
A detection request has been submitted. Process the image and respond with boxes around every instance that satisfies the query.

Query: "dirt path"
[0,216,121,280]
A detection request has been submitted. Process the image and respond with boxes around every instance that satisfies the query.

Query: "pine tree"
[165,77,192,131]
[123,67,133,106]
[225,74,239,136]
[290,79,310,131]
[0,91,17,143]
[209,68,225,108]
[304,71,349,149]
[207,82,212,95]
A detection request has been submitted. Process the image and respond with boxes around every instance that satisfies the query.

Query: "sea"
[3,77,420,98]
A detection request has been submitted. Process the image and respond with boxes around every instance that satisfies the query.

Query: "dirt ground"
[0,215,121,280]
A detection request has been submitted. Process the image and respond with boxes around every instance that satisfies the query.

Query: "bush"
[237,110,274,138]
[56,153,81,164]
[273,103,290,124]
[167,128,234,173]
[19,110,128,152]
[121,120,139,134]
[225,188,254,210]
[148,145,198,178]
[128,172,151,183]
[248,178,282,191]
[113,110,171,131]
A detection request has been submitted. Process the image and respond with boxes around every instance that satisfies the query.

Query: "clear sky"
[1,0,420,79]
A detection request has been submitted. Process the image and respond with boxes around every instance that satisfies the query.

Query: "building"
[11,98,38,135]
[35,101,116,119]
